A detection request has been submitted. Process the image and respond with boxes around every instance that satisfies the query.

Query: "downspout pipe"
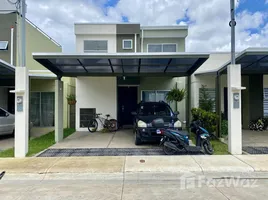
[10,27,14,65]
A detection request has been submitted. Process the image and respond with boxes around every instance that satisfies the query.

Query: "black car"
[132,101,182,145]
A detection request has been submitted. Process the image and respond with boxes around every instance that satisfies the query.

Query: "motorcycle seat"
[167,129,189,136]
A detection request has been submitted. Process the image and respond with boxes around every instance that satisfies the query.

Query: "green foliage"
[191,108,219,133]
[221,120,228,136]
[0,128,76,158]
[166,88,186,103]
[189,132,229,155]
[66,94,76,101]
[199,85,215,112]
[0,148,14,157]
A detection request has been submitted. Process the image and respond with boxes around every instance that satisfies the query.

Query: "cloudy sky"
[24,0,268,53]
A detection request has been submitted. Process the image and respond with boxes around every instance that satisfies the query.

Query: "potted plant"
[166,88,186,104]
[67,94,76,105]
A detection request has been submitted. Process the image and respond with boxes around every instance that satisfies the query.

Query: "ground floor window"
[30,92,55,127]
[141,90,169,102]
[199,88,216,112]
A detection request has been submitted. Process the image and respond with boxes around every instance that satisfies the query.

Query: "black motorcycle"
[152,119,214,155]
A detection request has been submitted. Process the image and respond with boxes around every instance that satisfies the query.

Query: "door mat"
[243,146,268,154]
[37,147,203,157]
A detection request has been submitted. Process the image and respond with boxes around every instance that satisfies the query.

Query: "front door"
[118,86,138,127]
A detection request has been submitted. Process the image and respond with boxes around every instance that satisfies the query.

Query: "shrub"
[221,120,228,137]
[191,108,218,133]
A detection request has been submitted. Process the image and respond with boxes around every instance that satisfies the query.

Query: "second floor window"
[148,44,177,52]
[123,39,133,49]
[84,40,108,53]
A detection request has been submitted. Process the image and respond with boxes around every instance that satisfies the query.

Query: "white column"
[134,33,137,53]
[55,79,64,142]
[14,67,29,158]
[228,64,245,155]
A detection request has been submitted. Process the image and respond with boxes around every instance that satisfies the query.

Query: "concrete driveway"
[51,129,158,149]
[243,130,268,147]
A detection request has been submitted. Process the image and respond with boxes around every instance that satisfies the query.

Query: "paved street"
[1,155,268,199]
[1,173,268,200]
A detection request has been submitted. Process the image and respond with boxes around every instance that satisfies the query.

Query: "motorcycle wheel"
[202,140,214,155]
[163,144,177,155]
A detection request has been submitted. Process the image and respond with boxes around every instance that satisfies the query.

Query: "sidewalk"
[0,155,268,176]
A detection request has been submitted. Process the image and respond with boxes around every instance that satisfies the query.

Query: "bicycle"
[88,113,118,133]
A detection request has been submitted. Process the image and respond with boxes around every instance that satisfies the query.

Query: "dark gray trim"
[116,24,140,34]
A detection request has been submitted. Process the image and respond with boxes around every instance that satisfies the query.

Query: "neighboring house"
[74,23,189,131]
[192,49,268,130]
[0,11,75,131]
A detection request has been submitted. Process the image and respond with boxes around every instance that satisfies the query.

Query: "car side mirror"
[5,113,9,117]
[174,111,179,116]
[131,111,137,116]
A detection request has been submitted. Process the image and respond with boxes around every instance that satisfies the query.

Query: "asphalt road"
[1,173,268,200]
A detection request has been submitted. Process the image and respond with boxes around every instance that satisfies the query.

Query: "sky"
[23,0,268,53]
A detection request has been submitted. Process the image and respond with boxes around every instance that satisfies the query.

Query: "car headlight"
[174,120,182,128]
[138,120,147,128]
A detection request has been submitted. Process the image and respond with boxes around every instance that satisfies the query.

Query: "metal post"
[230,0,236,64]
[21,0,26,67]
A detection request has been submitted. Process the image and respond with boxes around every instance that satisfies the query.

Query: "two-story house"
[74,23,189,131]
[0,10,75,134]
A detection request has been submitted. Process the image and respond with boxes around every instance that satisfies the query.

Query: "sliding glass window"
[30,92,55,127]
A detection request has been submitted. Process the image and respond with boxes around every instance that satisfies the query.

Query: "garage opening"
[33,52,209,154]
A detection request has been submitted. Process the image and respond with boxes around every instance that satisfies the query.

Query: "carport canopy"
[218,48,268,75]
[0,58,15,76]
[0,59,15,86]
[32,52,209,77]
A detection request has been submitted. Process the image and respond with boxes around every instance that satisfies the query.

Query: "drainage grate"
[37,147,203,157]
[243,146,268,154]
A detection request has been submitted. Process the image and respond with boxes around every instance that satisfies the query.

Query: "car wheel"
[135,131,142,145]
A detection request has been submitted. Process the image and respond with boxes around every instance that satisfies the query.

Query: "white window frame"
[147,43,177,52]
[122,39,133,50]
[84,40,108,53]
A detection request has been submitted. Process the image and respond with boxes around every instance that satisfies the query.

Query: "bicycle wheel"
[107,119,118,132]
[88,119,98,133]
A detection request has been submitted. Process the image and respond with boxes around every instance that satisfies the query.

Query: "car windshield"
[138,104,172,116]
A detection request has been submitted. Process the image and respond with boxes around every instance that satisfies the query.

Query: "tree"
[199,85,215,112]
